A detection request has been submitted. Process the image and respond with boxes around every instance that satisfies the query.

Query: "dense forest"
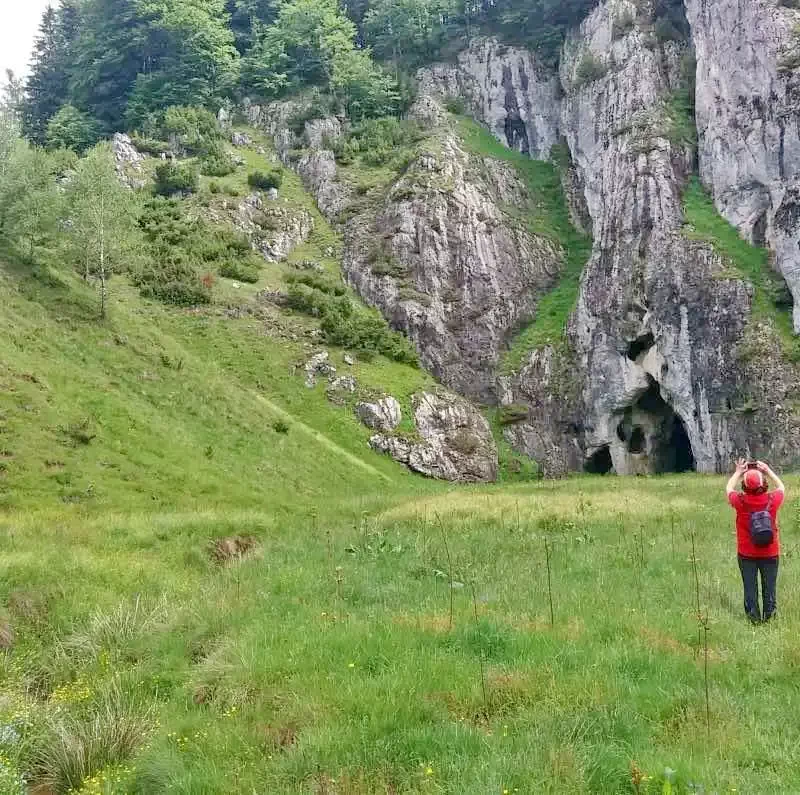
[14,0,599,149]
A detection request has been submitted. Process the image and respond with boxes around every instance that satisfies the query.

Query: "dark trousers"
[738,555,779,623]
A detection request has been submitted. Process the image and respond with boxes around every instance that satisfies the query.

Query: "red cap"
[743,469,766,494]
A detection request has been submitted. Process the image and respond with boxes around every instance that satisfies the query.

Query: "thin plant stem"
[436,513,455,632]
[470,580,489,720]
[544,536,554,627]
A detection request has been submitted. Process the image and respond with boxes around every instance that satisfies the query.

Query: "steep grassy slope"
[0,256,434,515]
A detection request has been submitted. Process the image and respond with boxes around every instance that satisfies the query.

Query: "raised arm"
[727,459,747,495]
[757,461,786,494]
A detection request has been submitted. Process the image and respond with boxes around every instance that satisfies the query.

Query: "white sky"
[1,0,55,78]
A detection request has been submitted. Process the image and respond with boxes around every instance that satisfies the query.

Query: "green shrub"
[248,169,284,191]
[129,134,171,157]
[285,271,346,296]
[574,53,607,87]
[219,260,260,283]
[334,118,425,168]
[153,162,198,196]
[273,420,290,434]
[444,97,467,115]
[161,105,221,155]
[498,404,530,425]
[200,153,237,177]
[284,284,417,365]
[209,180,221,194]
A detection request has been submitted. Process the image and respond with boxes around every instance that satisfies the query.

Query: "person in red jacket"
[726,459,786,623]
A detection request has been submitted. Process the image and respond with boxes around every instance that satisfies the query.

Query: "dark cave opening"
[632,380,696,473]
[669,414,696,473]
[627,332,655,361]
[628,426,646,454]
[585,445,613,474]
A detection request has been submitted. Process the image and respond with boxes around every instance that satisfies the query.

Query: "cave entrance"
[585,445,613,474]
[616,380,696,474]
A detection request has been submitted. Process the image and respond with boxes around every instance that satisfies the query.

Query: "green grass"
[682,177,799,353]
[6,125,800,794]
[455,117,592,370]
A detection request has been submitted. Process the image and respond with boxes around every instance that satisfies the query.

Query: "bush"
[209,180,221,194]
[219,260,260,283]
[248,169,284,191]
[200,153,237,177]
[284,284,417,364]
[444,97,467,115]
[654,16,683,43]
[161,105,221,155]
[133,254,212,306]
[33,686,153,793]
[335,118,425,168]
[129,134,171,157]
[574,53,607,87]
[498,404,530,425]
[285,271,346,296]
[153,162,198,196]
[273,420,290,434]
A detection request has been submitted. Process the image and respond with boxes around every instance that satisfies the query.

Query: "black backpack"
[749,496,774,547]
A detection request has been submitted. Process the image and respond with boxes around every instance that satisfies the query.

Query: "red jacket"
[728,490,784,558]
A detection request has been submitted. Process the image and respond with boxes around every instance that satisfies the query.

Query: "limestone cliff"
[687,0,800,330]
[248,0,800,477]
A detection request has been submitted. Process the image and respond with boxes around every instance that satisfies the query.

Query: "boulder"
[231,131,252,147]
[355,397,402,431]
[326,375,357,404]
[370,391,497,482]
[304,351,336,388]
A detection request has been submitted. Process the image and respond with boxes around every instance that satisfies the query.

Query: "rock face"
[304,351,335,388]
[355,397,402,432]
[341,120,562,402]
[417,37,561,159]
[233,193,313,262]
[538,0,762,475]
[111,133,146,188]
[686,0,800,331]
[247,102,351,218]
[370,392,497,482]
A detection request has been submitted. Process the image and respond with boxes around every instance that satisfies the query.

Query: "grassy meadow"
[3,128,800,794]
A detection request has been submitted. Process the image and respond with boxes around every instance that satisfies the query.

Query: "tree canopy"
[18,0,602,143]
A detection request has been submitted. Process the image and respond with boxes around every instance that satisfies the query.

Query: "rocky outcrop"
[355,397,402,431]
[534,0,771,475]
[233,192,313,262]
[370,391,497,481]
[111,133,146,188]
[304,351,335,388]
[247,102,351,219]
[416,37,561,158]
[686,0,800,331]
[498,345,584,478]
[343,123,564,402]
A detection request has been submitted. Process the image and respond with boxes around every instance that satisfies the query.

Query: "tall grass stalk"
[436,513,455,632]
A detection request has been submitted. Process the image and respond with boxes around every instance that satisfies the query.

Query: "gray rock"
[266,188,279,201]
[687,0,800,331]
[343,127,563,402]
[415,37,561,158]
[231,131,252,147]
[326,375,357,404]
[304,351,336,388]
[226,193,313,262]
[343,354,355,366]
[355,397,402,431]
[217,107,231,129]
[370,391,497,482]
[111,133,145,188]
